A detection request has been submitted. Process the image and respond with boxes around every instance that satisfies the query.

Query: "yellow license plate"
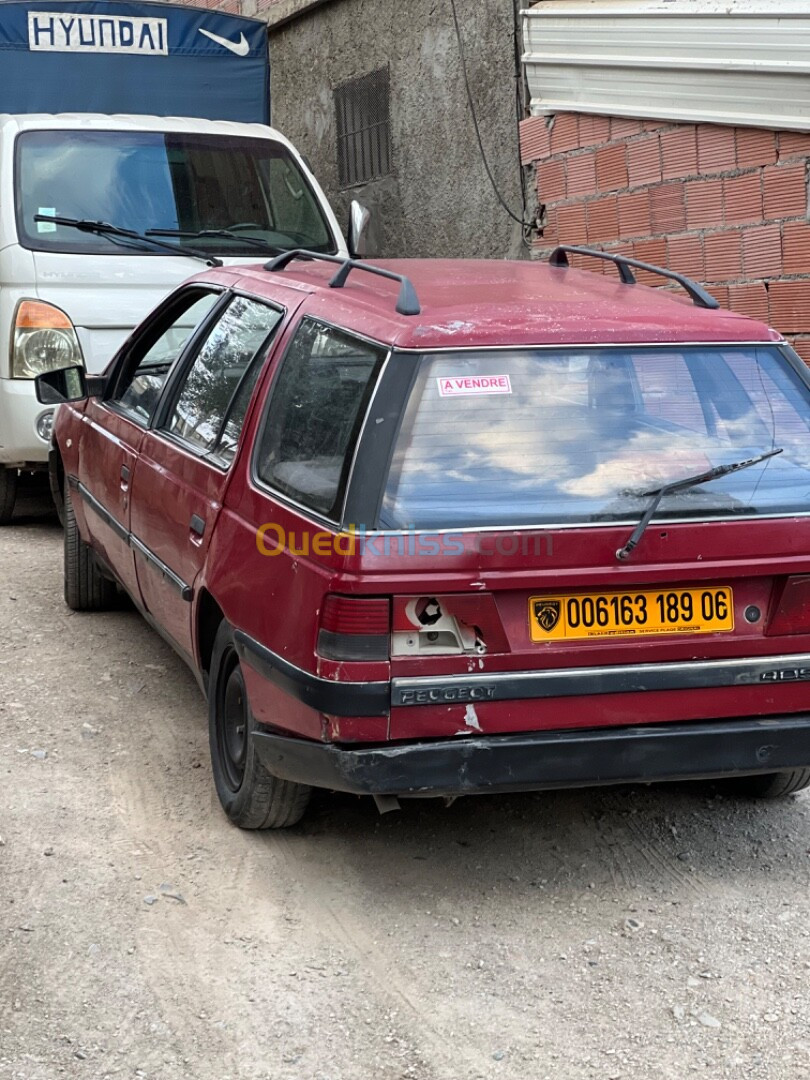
[529,587,734,641]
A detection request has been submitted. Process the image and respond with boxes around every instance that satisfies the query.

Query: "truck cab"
[0,2,354,521]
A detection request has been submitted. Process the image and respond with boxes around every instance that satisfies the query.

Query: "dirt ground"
[1,480,809,1080]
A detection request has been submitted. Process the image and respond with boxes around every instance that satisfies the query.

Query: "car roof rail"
[264,249,421,316]
[547,244,719,310]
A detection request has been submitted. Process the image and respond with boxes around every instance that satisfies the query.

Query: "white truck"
[0,1,363,522]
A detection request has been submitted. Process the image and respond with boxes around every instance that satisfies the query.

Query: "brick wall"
[520,113,810,360]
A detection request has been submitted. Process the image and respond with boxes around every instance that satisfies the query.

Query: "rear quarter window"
[254,319,387,521]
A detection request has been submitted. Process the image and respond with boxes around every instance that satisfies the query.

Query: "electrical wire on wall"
[448,0,535,245]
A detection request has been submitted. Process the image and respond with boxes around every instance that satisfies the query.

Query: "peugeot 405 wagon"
[38,246,810,827]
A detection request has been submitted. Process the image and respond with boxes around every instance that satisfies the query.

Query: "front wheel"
[63,481,117,611]
[0,466,18,524]
[208,621,312,829]
[726,769,810,799]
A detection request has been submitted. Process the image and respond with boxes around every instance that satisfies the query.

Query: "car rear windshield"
[380,345,810,530]
[15,130,335,256]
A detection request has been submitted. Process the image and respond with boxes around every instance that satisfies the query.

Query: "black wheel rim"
[217,651,248,793]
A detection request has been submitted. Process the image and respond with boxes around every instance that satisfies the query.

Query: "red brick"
[632,238,668,285]
[734,128,776,169]
[782,221,810,275]
[685,178,724,230]
[587,195,619,243]
[763,164,808,219]
[706,285,730,309]
[618,189,651,239]
[769,281,810,334]
[666,233,705,281]
[550,113,579,155]
[519,116,551,164]
[778,131,810,162]
[627,136,661,186]
[541,206,559,246]
[728,283,770,323]
[611,117,642,140]
[538,160,566,202]
[566,153,597,197]
[722,172,763,226]
[703,230,743,282]
[578,114,611,146]
[660,127,698,180]
[557,202,588,244]
[742,224,782,278]
[790,337,810,364]
[595,143,628,192]
[650,182,686,233]
[697,125,736,174]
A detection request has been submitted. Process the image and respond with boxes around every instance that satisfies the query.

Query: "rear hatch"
[376,342,810,740]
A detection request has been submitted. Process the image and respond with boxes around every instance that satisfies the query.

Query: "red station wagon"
[38,246,810,827]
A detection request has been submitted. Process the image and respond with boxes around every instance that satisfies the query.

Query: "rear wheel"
[208,620,312,829]
[727,769,810,799]
[63,481,117,611]
[0,466,18,524]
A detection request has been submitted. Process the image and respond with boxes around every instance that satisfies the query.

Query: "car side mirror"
[35,365,88,405]
[348,200,371,258]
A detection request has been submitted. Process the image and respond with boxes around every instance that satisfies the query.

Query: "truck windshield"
[380,345,810,530]
[15,129,335,257]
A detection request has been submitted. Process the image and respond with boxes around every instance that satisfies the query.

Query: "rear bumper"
[252,715,810,797]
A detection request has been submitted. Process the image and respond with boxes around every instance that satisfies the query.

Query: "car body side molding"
[73,477,193,601]
[233,629,390,718]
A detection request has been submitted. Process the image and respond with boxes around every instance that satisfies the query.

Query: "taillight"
[392,595,491,656]
[12,300,84,379]
[766,576,810,636]
[317,595,390,660]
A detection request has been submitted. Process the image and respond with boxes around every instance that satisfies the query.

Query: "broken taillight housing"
[317,595,390,660]
[391,596,489,656]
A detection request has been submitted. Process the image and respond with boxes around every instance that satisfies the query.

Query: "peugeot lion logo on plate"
[533,599,561,633]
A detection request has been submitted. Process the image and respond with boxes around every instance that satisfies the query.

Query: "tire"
[208,620,312,829]
[63,481,117,611]
[726,769,810,799]
[0,466,18,525]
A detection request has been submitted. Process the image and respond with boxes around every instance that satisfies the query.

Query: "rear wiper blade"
[616,448,783,562]
[146,228,281,254]
[33,215,222,267]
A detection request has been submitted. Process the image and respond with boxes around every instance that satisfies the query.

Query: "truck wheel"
[64,481,117,611]
[728,769,810,799]
[0,466,18,524]
[209,620,312,829]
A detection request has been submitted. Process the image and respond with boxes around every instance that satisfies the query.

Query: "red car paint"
[50,252,810,808]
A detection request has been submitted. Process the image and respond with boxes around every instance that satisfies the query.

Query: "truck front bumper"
[252,715,810,797]
[0,377,53,466]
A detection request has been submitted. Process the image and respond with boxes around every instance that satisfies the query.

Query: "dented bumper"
[252,715,810,797]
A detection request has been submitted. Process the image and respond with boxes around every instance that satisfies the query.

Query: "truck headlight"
[12,300,84,379]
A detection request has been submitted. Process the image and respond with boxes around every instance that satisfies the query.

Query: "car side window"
[163,295,283,464]
[114,291,220,424]
[254,318,386,520]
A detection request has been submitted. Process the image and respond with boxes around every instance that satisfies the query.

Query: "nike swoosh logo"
[198,29,250,57]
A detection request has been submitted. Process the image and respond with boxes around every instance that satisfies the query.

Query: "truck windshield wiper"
[145,228,282,254]
[616,448,784,562]
[33,215,222,266]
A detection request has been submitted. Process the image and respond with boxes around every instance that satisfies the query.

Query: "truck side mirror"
[35,366,88,405]
[348,200,371,258]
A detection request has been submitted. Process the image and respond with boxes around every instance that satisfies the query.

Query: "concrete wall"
[520,113,810,358]
[266,0,525,258]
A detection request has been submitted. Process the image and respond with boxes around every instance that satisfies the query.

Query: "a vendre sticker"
[437,375,512,397]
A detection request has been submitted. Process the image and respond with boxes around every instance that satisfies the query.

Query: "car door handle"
[120,464,130,482]
[189,514,206,538]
